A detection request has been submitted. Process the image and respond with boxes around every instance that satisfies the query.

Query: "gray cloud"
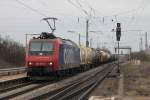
[0,0,150,52]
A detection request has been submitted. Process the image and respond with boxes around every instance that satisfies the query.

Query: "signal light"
[116,23,121,41]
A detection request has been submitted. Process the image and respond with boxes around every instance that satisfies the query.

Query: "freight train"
[26,32,112,79]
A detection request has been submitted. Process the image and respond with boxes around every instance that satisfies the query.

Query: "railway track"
[32,63,115,100]
[0,62,116,100]
[0,67,26,76]
[0,78,58,100]
[0,77,34,93]
[0,77,28,90]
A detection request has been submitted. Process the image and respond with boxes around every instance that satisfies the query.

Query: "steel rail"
[45,69,102,100]
[78,65,114,100]
[0,77,29,92]
[31,66,104,100]
[0,80,34,93]
[36,63,115,100]
[59,65,114,100]
[0,81,52,100]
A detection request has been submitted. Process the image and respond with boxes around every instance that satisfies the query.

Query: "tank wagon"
[26,32,112,79]
[96,49,111,64]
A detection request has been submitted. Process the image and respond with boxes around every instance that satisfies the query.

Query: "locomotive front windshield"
[30,42,42,51]
[29,42,53,55]
[42,43,53,51]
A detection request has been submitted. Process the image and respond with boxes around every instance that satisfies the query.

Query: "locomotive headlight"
[49,62,53,66]
[28,62,32,65]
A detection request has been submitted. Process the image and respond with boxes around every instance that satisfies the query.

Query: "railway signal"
[116,23,121,74]
[116,23,121,41]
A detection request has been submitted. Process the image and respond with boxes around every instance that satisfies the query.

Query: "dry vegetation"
[89,52,150,98]
[90,78,118,97]
[131,51,150,61]
[122,52,150,96]
[0,35,25,68]
[122,62,150,96]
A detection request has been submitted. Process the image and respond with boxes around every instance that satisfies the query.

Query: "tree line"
[0,35,25,66]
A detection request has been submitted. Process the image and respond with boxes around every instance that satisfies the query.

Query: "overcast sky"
[0,0,150,53]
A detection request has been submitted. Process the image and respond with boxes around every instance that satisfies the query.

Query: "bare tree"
[0,34,25,67]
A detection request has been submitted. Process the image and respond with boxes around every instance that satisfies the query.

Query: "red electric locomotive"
[26,32,80,79]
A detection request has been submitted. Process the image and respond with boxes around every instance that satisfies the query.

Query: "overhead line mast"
[145,32,148,50]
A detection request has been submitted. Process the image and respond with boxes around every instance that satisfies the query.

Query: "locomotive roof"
[30,38,55,42]
[61,39,78,47]
[30,37,78,47]
[29,32,78,47]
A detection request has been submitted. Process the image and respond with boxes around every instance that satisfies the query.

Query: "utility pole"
[140,37,143,51]
[90,38,92,48]
[67,31,81,46]
[145,32,148,50]
[79,33,80,45]
[86,19,89,47]
[25,34,28,49]
[139,37,141,51]
[117,41,120,72]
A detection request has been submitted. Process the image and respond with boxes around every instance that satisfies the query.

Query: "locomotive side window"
[42,43,53,51]
[30,42,42,51]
